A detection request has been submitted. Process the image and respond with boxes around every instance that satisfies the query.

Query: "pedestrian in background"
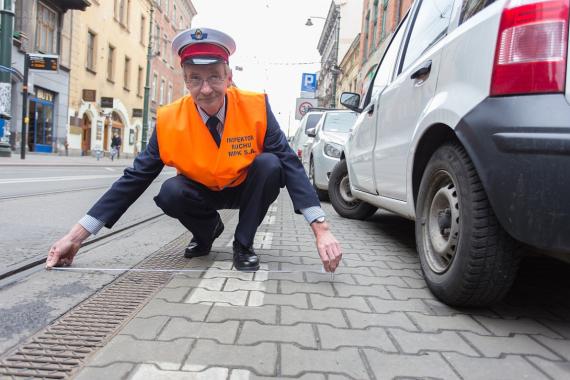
[46,27,341,273]
[110,133,121,160]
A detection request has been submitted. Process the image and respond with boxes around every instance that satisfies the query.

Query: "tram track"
[0,213,165,282]
[0,185,111,201]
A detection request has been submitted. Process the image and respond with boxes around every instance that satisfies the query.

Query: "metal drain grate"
[0,232,194,379]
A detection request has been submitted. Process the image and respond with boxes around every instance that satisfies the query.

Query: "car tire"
[310,158,329,201]
[415,143,520,307]
[329,159,377,220]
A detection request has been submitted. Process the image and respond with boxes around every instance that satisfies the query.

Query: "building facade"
[315,0,362,108]
[9,0,89,154]
[337,33,360,97]
[67,0,154,157]
[149,0,197,138]
[358,0,413,94]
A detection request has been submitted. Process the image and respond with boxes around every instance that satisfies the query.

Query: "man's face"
[183,62,232,115]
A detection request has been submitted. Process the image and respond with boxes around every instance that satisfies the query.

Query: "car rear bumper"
[314,151,341,190]
[456,94,570,253]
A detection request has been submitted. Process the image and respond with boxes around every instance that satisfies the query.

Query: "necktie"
[206,116,221,147]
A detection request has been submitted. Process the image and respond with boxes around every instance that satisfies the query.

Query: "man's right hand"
[46,224,91,269]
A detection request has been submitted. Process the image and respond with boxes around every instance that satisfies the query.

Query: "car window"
[400,0,454,73]
[304,113,323,131]
[460,0,496,24]
[323,112,357,133]
[370,18,408,98]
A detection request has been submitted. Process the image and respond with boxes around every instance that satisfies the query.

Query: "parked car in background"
[329,0,570,307]
[305,110,357,200]
[289,111,324,161]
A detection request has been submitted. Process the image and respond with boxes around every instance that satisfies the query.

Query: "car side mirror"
[340,92,362,113]
[306,128,316,138]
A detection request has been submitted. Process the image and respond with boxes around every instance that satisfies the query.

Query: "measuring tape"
[51,266,336,280]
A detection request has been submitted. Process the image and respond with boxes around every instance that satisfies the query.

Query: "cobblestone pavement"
[75,191,570,379]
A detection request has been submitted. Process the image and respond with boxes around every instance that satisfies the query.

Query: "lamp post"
[141,5,154,151]
[306,10,341,108]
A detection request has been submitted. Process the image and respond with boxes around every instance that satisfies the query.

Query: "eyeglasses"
[186,75,226,88]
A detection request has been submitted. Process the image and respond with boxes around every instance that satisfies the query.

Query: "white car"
[289,111,323,162]
[329,0,570,306]
[305,110,357,200]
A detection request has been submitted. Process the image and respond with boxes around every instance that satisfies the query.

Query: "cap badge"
[191,29,207,40]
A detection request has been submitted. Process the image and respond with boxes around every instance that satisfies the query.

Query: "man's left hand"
[311,222,342,272]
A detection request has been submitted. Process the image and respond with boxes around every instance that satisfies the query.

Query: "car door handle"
[411,60,432,80]
[367,104,375,115]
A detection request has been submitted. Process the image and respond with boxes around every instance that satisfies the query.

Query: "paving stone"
[280,280,335,296]
[202,269,255,281]
[166,277,226,291]
[540,320,570,339]
[309,294,371,312]
[119,316,169,340]
[527,357,570,379]
[230,369,325,379]
[262,271,305,282]
[137,298,211,320]
[401,277,428,289]
[368,298,432,313]
[186,288,249,306]
[87,335,194,370]
[154,286,192,302]
[281,344,369,379]
[491,304,561,321]
[386,285,434,300]
[533,335,570,360]
[345,310,417,330]
[364,350,460,379]
[158,319,239,344]
[408,312,491,335]
[224,278,278,293]
[473,316,563,338]
[333,283,391,298]
[74,363,134,380]
[130,364,229,379]
[258,254,303,265]
[184,341,277,376]
[207,304,277,324]
[461,332,560,360]
[317,325,397,351]
[238,321,316,348]
[443,353,550,380]
[342,258,390,269]
[389,328,479,356]
[422,299,498,318]
[248,291,308,308]
[385,260,421,270]
[281,306,348,328]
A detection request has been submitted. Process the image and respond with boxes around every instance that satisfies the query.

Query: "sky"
[191,0,333,135]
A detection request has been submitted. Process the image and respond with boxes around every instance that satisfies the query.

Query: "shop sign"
[101,97,114,108]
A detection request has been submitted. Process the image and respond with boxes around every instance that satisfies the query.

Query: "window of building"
[137,66,144,97]
[60,12,72,67]
[124,56,131,90]
[152,72,158,101]
[35,2,58,53]
[165,0,170,18]
[173,3,177,21]
[155,25,161,55]
[86,30,97,72]
[160,79,165,105]
[117,0,130,27]
[168,82,173,103]
[381,0,388,40]
[363,11,370,58]
[107,45,115,81]
[163,34,168,62]
[140,15,146,45]
[372,0,379,48]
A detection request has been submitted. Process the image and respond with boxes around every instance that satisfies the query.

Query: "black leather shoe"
[232,240,260,271]
[184,220,224,258]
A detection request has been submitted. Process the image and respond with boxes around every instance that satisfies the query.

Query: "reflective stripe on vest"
[157,87,267,191]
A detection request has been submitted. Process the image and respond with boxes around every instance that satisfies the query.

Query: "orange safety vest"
[157,87,267,191]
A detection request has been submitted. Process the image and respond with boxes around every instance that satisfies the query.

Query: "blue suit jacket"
[87,97,320,228]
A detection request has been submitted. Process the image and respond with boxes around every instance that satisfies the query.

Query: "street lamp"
[305,11,341,108]
[141,5,154,151]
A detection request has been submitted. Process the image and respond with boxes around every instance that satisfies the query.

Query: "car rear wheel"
[416,143,520,307]
[309,158,329,201]
[329,159,377,220]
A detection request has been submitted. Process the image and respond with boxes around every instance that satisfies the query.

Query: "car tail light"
[297,148,302,159]
[490,0,569,96]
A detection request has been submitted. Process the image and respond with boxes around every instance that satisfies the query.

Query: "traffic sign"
[295,97,318,120]
[301,73,317,93]
[28,54,59,72]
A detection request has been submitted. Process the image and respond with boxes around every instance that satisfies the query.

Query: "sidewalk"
[0,152,135,166]
[67,191,570,379]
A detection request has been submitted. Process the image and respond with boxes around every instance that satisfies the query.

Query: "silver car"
[305,110,357,200]
[289,111,323,162]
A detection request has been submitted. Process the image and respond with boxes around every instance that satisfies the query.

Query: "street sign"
[295,97,318,120]
[82,89,96,102]
[28,54,59,72]
[301,73,317,93]
[133,108,143,117]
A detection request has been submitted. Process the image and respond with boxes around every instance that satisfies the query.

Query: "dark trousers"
[154,153,284,247]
